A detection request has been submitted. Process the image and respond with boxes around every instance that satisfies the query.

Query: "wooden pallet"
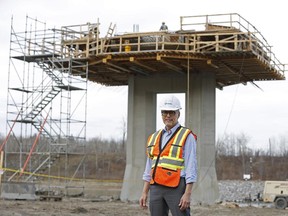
[39,195,63,201]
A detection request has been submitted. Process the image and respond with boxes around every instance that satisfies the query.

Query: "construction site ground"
[0,181,288,216]
[0,197,287,216]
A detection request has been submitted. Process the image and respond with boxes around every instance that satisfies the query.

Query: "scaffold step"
[15,119,37,124]
[12,54,60,63]
[56,85,84,91]
[10,88,33,93]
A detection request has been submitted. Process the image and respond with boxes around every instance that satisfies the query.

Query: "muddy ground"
[0,181,288,216]
[0,198,288,216]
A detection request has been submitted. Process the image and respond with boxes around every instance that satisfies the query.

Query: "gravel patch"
[218,180,265,202]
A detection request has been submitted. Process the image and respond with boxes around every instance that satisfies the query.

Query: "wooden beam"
[129,57,157,72]
[103,61,130,73]
[207,59,219,69]
[157,55,184,74]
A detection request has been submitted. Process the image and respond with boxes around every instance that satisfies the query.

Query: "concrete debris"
[218,180,264,202]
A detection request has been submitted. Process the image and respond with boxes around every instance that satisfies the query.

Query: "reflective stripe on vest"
[147,129,162,159]
[150,127,191,171]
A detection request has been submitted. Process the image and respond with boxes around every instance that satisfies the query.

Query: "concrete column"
[120,76,157,201]
[120,72,219,204]
[187,71,219,204]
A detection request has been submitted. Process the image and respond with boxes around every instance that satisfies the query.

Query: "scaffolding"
[3,16,91,195]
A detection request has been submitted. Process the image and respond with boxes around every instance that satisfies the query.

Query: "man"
[159,22,168,31]
[139,95,198,216]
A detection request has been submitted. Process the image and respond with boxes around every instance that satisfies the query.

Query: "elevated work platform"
[59,13,285,88]
[14,13,285,88]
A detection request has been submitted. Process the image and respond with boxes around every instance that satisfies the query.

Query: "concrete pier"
[120,71,219,204]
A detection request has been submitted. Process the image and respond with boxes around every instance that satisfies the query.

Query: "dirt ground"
[0,181,288,216]
[0,198,288,216]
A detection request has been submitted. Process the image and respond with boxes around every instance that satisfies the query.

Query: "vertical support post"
[0,151,4,184]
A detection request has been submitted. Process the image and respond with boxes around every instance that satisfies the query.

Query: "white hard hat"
[159,95,182,111]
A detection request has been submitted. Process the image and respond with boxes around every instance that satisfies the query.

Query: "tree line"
[1,132,287,181]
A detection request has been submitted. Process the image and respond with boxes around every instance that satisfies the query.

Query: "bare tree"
[278,135,288,156]
[120,116,127,150]
[216,132,250,156]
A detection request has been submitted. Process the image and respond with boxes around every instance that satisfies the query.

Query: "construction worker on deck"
[160,22,168,31]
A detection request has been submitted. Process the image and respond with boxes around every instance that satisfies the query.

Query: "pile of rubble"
[218,180,264,202]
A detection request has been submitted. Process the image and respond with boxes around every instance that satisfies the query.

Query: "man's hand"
[139,181,150,209]
[139,193,148,209]
[178,192,191,211]
[179,183,193,211]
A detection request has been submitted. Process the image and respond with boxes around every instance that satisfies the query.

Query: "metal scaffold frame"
[3,15,89,195]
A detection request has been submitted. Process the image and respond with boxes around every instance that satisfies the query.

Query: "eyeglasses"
[161,110,177,116]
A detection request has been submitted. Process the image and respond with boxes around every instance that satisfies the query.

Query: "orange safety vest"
[146,126,193,187]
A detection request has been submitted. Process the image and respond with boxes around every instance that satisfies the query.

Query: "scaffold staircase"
[9,56,71,181]
[21,57,70,140]
[6,16,88,191]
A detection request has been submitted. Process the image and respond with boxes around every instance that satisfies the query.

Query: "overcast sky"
[0,0,287,150]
